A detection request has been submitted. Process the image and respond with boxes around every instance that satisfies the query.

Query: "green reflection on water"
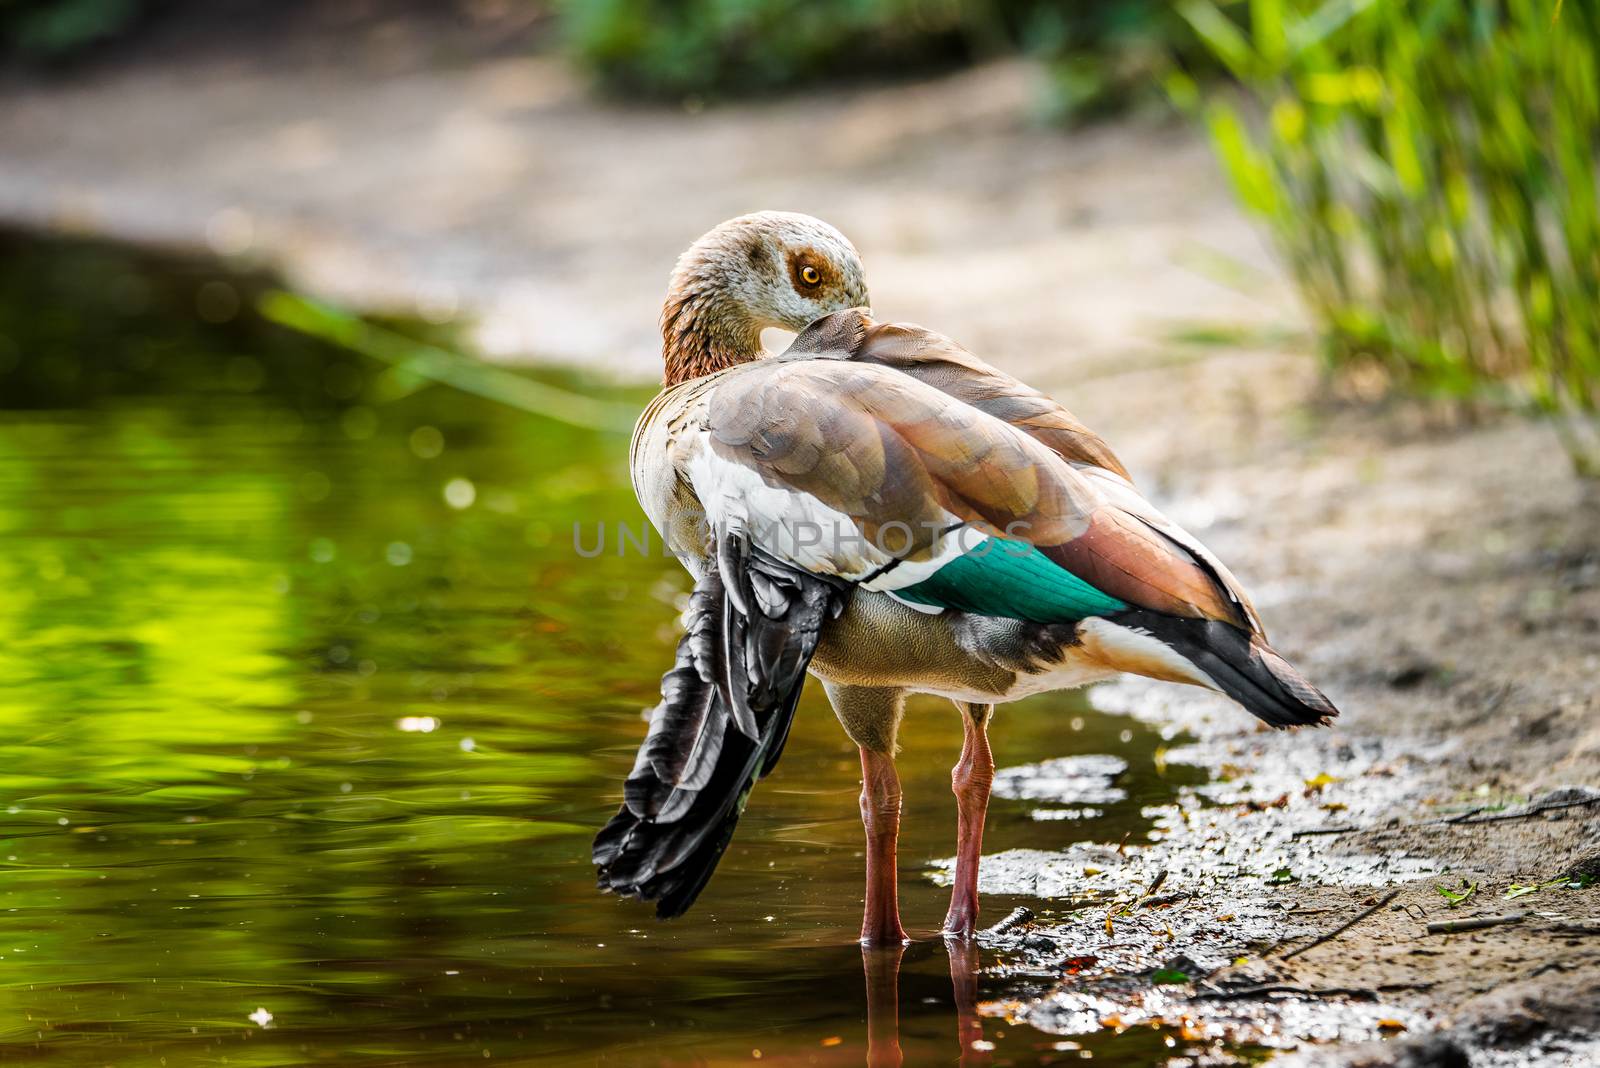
[0,232,1214,1066]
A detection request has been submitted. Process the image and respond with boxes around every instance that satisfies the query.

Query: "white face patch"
[689,212,869,336]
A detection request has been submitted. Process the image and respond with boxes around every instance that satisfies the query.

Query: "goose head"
[660,211,869,386]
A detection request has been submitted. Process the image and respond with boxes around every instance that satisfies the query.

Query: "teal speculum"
[893,536,1130,621]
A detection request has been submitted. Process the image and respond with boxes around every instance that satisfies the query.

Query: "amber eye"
[798,264,821,287]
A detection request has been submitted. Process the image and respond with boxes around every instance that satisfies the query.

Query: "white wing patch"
[884,591,947,615]
[685,431,973,587]
[860,523,985,593]
[687,436,880,580]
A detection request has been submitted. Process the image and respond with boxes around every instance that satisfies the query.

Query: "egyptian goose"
[593,212,1337,944]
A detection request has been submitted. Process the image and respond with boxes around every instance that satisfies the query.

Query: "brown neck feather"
[660,285,764,387]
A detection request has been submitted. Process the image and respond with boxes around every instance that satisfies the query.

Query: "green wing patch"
[894,537,1127,622]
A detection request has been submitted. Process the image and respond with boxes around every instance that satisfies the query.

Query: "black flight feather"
[1104,608,1339,729]
[593,532,848,918]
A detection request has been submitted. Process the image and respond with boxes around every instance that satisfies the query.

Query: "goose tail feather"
[1099,608,1339,729]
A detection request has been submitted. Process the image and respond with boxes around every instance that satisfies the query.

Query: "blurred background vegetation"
[3,0,1596,466]
[559,0,1217,120]
[1,0,1216,118]
[0,0,148,57]
[1179,0,1600,470]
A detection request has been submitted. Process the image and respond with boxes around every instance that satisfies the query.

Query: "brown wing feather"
[790,310,1131,479]
[1048,511,1245,624]
[706,359,1247,627]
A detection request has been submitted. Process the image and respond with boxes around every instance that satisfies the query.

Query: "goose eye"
[799,265,821,287]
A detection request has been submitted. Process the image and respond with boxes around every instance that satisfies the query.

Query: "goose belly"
[809,589,1118,704]
[932,655,1119,704]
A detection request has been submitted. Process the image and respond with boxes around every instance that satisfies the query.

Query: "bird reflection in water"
[863,940,991,1067]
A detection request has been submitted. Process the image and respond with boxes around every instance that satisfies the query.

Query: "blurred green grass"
[0,0,142,57]
[1179,0,1600,469]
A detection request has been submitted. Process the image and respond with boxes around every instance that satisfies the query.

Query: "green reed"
[1178,0,1600,469]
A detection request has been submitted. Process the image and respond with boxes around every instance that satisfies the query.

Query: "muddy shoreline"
[932,356,1600,1064]
[953,678,1599,1063]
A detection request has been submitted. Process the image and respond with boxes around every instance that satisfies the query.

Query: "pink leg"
[859,746,908,946]
[943,702,994,939]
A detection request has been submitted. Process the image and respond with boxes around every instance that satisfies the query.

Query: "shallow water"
[0,233,1217,1066]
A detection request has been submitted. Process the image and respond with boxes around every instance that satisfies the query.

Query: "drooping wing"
[699,358,1249,629]
[594,530,847,918]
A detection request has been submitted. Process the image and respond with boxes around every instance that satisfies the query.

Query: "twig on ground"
[1193,983,1370,1001]
[1291,826,1361,838]
[1103,870,1170,935]
[1058,892,1121,911]
[1191,982,1430,1002]
[1279,889,1403,960]
[1424,913,1526,935]
[1445,797,1600,826]
[1140,892,1191,909]
[985,907,1033,936]
[1136,870,1168,905]
[1289,796,1600,840]
[1526,952,1600,980]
